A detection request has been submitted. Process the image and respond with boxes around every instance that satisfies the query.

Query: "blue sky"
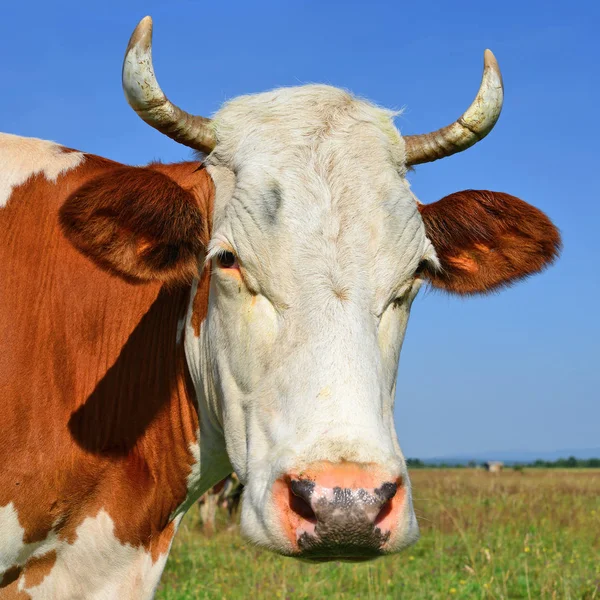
[2,1,597,458]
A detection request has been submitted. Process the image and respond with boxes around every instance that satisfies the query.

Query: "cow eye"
[216,251,238,269]
[414,260,428,277]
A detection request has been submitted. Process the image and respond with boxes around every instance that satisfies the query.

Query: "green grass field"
[156,469,600,599]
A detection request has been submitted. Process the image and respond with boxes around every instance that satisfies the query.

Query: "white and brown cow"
[197,475,243,534]
[0,17,560,599]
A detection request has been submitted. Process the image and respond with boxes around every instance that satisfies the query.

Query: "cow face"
[200,87,429,558]
[187,86,560,560]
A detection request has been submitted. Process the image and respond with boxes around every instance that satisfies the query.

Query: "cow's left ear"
[418,190,561,295]
[60,165,208,284]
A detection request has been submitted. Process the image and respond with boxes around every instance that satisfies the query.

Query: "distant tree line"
[525,456,600,468]
[406,456,600,469]
[406,458,462,469]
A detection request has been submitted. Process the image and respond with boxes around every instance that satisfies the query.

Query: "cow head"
[64,17,561,561]
[197,90,560,558]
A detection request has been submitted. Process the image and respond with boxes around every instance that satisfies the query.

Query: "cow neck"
[0,155,202,550]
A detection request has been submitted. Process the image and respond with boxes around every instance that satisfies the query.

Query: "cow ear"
[60,166,206,284]
[418,190,561,295]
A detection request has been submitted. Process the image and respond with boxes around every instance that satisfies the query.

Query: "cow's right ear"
[60,166,207,284]
[418,190,561,295]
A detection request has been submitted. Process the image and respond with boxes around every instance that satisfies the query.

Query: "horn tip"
[483,49,499,72]
[483,48,503,90]
[126,16,153,54]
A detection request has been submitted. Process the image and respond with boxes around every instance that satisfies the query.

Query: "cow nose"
[289,478,397,522]
[273,462,405,561]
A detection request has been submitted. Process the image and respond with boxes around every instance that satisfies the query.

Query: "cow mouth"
[293,529,390,562]
[297,554,381,563]
[296,556,378,564]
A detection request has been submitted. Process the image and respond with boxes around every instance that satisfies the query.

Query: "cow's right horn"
[403,50,504,166]
[122,17,217,154]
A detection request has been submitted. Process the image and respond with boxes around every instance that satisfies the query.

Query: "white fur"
[0,502,31,572]
[22,510,171,600]
[173,282,233,521]
[0,133,84,207]
[184,85,437,553]
[0,506,172,599]
[0,503,61,580]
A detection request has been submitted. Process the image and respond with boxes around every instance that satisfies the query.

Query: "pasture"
[157,469,599,599]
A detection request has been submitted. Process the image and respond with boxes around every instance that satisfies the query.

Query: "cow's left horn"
[122,16,216,154]
[404,50,504,166]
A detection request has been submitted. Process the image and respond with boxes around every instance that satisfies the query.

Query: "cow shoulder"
[419,190,561,294]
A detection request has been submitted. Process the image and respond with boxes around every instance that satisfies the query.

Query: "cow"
[197,474,243,534]
[484,461,505,473]
[0,16,560,599]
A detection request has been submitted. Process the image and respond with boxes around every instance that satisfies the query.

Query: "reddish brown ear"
[419,190,561,295]
[60,166,205,284]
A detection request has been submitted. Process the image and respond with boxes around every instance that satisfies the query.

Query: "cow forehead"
[207,85,427,304]
[210,84,406,171]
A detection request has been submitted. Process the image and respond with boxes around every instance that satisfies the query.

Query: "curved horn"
[122,16,216,154]
[404,50,504,166]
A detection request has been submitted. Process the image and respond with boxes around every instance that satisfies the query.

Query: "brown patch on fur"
[150,520,176,563]
[0,566,22,589]
[192,264,212,337]
[22,550,57,589]
[59,162,211,285]
[419,190,561,295]
[0,583,30,600]
[189,173,214,337]
[0,147,215,590]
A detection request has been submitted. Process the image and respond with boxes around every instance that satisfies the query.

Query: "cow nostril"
[289,493,317,523]
[374,481,400,526]
[377,482,398,502]
[289,479,314,502]
[288,479,317,524]
[374,498,394,526]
